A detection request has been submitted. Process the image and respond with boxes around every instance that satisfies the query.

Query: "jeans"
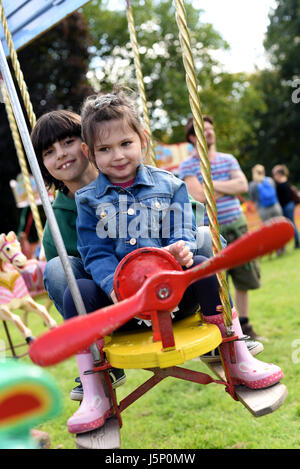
[44,227,226,318]
[63,255,233,323]
[283,201,299,246]
[43,256,91,317]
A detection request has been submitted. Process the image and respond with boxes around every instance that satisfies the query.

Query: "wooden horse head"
[0,232,27,271]
[0,231,57,345]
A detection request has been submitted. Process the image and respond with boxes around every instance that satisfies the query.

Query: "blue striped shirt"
[178,151,243,226]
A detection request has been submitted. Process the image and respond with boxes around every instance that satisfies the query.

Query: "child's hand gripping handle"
[29,217,294,366]
[29,269,186,366]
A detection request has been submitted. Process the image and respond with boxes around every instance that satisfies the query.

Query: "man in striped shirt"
[178,115,262,340]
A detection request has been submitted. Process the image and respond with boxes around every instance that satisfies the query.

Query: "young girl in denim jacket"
[63,89,283,434]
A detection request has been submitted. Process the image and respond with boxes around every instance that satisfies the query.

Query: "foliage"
[2,0,300,235]
[82,0,230,141]
[238,0,300,182]
[81,0,280,174]
[17,13,93,115]
[0,13,93,234]
[265,0,300,79]
[263,0,300,181]
[198,72,267,163]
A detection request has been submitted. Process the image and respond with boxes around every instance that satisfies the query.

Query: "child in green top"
[31,110,126,399]
[31,110,97,311]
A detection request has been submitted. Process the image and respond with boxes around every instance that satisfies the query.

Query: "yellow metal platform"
[103,314,222,369]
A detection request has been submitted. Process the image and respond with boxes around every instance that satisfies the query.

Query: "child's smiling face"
[42,136,90,186]
[90,119,146,184]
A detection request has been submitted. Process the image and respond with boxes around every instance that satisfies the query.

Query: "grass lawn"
[1,241,300,449]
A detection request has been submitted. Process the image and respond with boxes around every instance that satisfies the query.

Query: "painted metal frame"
[0,0,89,56]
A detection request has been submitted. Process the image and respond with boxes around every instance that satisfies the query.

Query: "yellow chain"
[125,0,156,166]
[174,0,233,329]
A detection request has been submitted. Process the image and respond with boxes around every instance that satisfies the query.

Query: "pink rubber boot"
[67,349,113,434]
[203,308,283,389]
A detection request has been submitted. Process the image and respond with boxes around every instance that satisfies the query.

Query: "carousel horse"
[9,231,47,299]
[0,231,57,343]
[15,240,52,313]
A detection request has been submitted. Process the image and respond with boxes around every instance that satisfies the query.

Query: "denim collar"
[95,164,155,198]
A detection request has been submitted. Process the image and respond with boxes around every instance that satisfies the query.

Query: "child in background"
[249,164,282,222]
[272,164,299,249]
[249,164,283,256]
[62,89,283,433]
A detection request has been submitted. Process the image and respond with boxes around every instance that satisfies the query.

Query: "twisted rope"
[0,0,36,129]
[125,0,156,166]
[1,82,44,244]
[0,0,45,243]
[174,0,233,329]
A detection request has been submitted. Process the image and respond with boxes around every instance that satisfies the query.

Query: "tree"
[265,0,300,80]
[219,0,300,183]
[234,69,284,178]
[198,71,267,163]
[82,0,229,142]
[245,0,300,182]
[0,12,93,234]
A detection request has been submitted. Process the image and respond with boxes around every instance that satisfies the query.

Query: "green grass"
[2,242,300,449]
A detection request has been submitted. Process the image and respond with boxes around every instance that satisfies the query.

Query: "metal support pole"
[0,39,101,362]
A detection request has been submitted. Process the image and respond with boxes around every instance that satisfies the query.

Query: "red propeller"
[29,217,294,366]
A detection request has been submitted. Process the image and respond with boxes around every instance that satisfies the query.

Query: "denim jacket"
[75,164,198,297]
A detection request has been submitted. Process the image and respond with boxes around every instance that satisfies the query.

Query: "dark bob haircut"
[31,110,82,190]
